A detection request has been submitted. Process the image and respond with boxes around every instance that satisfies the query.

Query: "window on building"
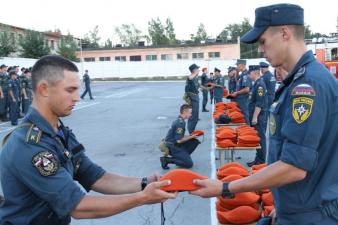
[84,57,95,62]
[177,53,189,60]
[161,54,173,61]
[130,55,142,61]
[208,52,221,58]
[146,55,157,61]
[115,56,127,62]
[99,57,111,61]
[192,52,204,59]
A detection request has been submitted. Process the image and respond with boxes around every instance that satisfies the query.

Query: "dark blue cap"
[249,65,260,73]
[241,4,304,44]
[259,62,270,67]
[189,63,200,72]
[0,64,7,68]
[228,66,236,72]
[214,67,221,73]
[236,59,246,65]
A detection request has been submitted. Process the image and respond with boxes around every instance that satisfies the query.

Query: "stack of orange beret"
[216,127,237,147]
[236,126,260,147]
[216,162,261,224]
[213,102,245,124]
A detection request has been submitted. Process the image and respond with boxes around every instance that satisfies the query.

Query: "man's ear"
[281,26,292,41]
[37,80,49,97]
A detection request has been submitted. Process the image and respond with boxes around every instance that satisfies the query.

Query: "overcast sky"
[1,0,337,43]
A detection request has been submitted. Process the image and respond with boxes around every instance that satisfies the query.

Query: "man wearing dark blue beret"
[259,61,276,107]
[229,59,251,124]
[191,4,338,225]
[184,64,201,134]
[247,65,268,167]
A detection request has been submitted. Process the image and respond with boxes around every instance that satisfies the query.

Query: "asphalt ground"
[0,81,256,225]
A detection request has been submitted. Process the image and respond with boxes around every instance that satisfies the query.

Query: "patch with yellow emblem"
[176,128,183,134]
[258,86,264,97]
[292,97,313,124]
[32,151,59,176]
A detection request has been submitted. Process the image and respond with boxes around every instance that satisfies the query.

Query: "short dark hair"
[180,104,192,114]
[31,55,79,92]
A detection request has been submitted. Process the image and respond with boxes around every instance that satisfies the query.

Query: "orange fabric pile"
[249,163,275,217]
[236,125,260,147]
[216,127,237,147]
[213,102,245,123]
[215,126,261,148]
[216,162,261,224]
[160,169,207,192]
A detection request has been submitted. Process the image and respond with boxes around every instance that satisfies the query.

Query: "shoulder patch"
[258,86,264,96]
[292,97,313,124]
[291,84,315,96]
[176,128,184,134]
[32,151,59,176]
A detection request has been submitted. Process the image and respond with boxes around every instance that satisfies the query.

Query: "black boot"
[202,108,209,112]
[246,160,257,167]
[160,156,170,170]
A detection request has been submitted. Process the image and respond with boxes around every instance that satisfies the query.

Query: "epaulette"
[25,124,42,144]
[2,123,32,147]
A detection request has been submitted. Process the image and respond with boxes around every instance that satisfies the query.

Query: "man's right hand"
[139,180,178,204]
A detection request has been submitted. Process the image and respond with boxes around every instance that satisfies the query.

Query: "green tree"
[192,23,208,43]
[114,24,142,46]
[0,25,16,57]
[104,38,113,48]
[305,24,328,39]
[147,18,169,45]
[165,18,177,45]
[83,25,101,48]
[219,18,260,58]
[57,33,79,62]
[19,30,50,58]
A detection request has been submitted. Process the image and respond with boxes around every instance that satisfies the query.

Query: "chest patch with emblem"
[32,151,59,176]
[292,97,313,124]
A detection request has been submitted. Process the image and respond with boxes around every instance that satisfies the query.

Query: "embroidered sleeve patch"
[292,97,313,124]
[32,151,59,176]
[291,84,316,96]
[258,86,264,97]
[176,128,183,134]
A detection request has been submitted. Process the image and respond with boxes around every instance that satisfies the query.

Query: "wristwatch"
[141,177,148,190]
[221,182,235,199]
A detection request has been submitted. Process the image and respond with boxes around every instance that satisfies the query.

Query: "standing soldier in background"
[247,65,268,166]
[21,69,33,114]
[185,64,200,134]
[212,68,225,103]
[260,62,276,107]
[209,72,215,104]
[0,65,9,121]
[230,59,251,124]
[80,69,94,100]
[8,70,21,126]
[200,67,210,112]
[191,4,338,225]
[227,66,237,94]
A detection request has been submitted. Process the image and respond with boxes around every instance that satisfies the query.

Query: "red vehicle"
[324,61,338,78]
[315,47,338,79]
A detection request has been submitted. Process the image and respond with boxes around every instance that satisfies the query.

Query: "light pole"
[79,38,84,75]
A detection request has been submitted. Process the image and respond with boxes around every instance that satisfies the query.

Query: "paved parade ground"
[0,81,256,225]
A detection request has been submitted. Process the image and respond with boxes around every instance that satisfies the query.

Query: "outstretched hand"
[141,180,178,204]
[189,179,223,198]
